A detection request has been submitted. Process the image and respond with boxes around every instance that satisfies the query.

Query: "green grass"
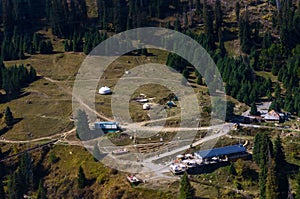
[0,78,73,140]
[86,0,98,18]
[256,71,278,82]
[40,145,176,198]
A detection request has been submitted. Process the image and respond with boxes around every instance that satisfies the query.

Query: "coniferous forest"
[1,0,299,115]
[0,0,300,198]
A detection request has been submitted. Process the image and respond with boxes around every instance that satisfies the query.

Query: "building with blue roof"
[94,122,121,133]
[194,145,247,160]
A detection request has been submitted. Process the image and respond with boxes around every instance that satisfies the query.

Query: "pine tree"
[0,156,4,199]
[182,68,189,79]
[0,178,4,199]
[266,160,279,199]
[8,172,22,199]
[196,74,203,85]
[250,102,259,116]
[174,17,181,32]
[253,132,273,199]
[214,0,223,35]
[19,152,34,192]
[218,28,226,57]
[239,12,252,53]
[37,180,47,199]
[273,135,288,198]
[203,0,215,50]
[274,135,285,169]
[235,2,240,22]
[4,106,14,127]
[179,172,195,199]
[262,32,272,49]
[296,169,300,199]
[64,40,70,52]
[228,163,237,176]
[28,67,37,83]
[78,166,87,189]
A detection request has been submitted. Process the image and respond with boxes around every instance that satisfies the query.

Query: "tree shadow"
[86,178,96,187]
[222,28,238,42]
[33,146,51,189]
[13,118,23,125]
[0,92,30,104]
[187,162,230,175]
[285,162,299,174]
[0,127,9,137]
[0,76,42,104]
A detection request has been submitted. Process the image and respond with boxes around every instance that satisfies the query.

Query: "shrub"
[49,152,59,164]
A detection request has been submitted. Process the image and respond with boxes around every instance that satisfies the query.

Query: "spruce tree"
[0,155,4,199]
[0,178,4,199]
[266,160,279,199]
[228,163,237,176]
[179,172,195,199]
[274,135,285,169]
[19,152,34,192]
[218,28,226,57]
[214,0,223,35]
[253,132,273,199]
[239,12,252,53]
[182,68,189,79]
[8,172,22,199]
[235,2,240,22]
[250,102,259,116]
[203,0,215,50]
[296,169,300,199]
[4,106,14,127]
[37,180,47,199]
[273,135,288,198]
[196,74,203,85]
[28,67,37,83]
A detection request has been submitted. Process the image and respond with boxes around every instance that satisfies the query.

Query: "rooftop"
[194,145,246,159]
[95,122,119,125]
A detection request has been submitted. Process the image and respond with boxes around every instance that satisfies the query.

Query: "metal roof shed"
[194,145,246,159]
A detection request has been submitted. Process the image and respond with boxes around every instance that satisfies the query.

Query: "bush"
[233,180,243,190]
[97,173,108,185]
[49,152,59,163]
[110,168,118,175]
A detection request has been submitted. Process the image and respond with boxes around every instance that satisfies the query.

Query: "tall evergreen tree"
[0,156,4,199]
[203,0,215,50]
[7,172,22,199]
[253,132,273,199]
[296,169,300,199]
[239,12,252,53]
[266,160,279,199]
[235,2,240,22]
[0,178,4,199]
[273,135,288,198]
[214,0,223,35]
[196,73,203,85]
[250,102,259,116]
[37,180,47,199]
[182,68,189,79]
[4,107,14,127]
[19,152,34,192]
[179,172,195,199]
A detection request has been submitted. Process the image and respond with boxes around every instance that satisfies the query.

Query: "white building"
[99,86,112,95]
